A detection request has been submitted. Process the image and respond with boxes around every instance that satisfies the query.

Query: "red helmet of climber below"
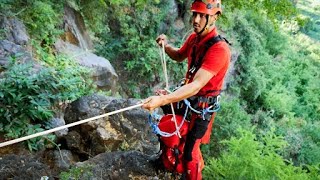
[191,0,222,15]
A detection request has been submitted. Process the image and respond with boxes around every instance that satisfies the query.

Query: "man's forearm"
[162,81,202,105]
[161,68,214,106]
[164,44,185,62]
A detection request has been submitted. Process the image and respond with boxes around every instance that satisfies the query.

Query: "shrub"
[203,128,316,179]
[17,0,63,42]
[264,83,297,118]
[59,165,93,180]
[95,0,186,98]
[298,122,320,165]
[0,61,94,150]
[202,98,252,158]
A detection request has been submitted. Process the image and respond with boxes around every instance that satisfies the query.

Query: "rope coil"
[158,42,181,138]
[148,113,186,138]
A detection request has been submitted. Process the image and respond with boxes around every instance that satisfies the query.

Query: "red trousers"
[161,114,215,180]
[184,113,215,180]
[184,139,204,180]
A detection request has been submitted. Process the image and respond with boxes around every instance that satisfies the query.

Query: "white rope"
[0,103,143,148]
[158,42,181,138]
[159,44,169,88]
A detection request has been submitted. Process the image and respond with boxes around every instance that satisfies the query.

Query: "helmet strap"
[196,15,209,36]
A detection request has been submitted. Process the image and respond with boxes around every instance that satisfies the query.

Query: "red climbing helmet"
[191,0,222,15]
[158,114,189,148]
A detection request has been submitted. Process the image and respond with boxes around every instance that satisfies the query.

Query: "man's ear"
[209,15,217,26]
[214,14,219,21]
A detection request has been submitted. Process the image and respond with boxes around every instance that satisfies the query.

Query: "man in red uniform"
[143,0,230,179]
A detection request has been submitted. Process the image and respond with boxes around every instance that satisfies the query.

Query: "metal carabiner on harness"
[189,66,197,74]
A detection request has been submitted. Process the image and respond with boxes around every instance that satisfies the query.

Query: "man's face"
[192,12,208,34]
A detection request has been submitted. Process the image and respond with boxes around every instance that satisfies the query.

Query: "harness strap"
[183,96,220,120]
[188,35,226,81]
[148,113,187,137]
[173,147,180,172]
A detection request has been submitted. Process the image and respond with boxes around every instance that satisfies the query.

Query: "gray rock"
[64,94,159,156]
[53,150,75,170]
[48,117,68,137]
[0,16,29,45]
[0,40,33,68]
[0,154,52,180]
[76,151,159,180]
[54,39,118,93]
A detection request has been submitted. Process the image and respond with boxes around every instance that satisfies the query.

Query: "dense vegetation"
[0,0,319,178]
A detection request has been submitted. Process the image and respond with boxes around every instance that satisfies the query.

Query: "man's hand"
[155,89,169,95]
[142,96,165,111]
[156,34,168,47]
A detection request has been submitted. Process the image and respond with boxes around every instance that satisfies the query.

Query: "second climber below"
[143,0,231,179]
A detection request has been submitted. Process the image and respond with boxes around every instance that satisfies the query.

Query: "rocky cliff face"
[0,94,166,179]
[0,6,165,179]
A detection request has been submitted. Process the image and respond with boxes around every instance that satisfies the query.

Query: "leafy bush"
[0,61,94,150]
[251,110,276,138]
[231,12,271,112]
[224,0,297,25]
[202,98,252,158]
[95,0,186,98]
[203,128,318,179]
[298,122,320,165]
[59,165,93,180]
[264,83,297,118]
[13,0,64,42]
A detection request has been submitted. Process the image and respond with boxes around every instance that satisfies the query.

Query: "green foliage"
[229,7,320,121]
[59,165,93,180]
[202,98,252,158]
[25,125,56,151]
[0,0,65,49]
[226,2,320,169]
[0,61,94,150]
[290,38,320,122]
[264,83,297,117]
[251,110,276,137]
[296,15,313,32]
[0,0,15,16]
[95,0,185,97]
[298,122,320,165]
[224,0,297,25]
[203,128,318,179]
[296,1,320,41]
[15,0,63,42]
[67,0,108,35]
[231,12,272,112]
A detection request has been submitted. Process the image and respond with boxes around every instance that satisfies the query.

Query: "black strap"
[187,35,230,94]
[188,35,229,79]
[173,147,180,171]
[196,15,209,35]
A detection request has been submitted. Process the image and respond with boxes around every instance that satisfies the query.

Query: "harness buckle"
[189,66,196,74]
[215,95,221,106]
[206,95,221,111]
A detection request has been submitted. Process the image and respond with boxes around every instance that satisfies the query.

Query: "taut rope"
[0,103,143,148]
